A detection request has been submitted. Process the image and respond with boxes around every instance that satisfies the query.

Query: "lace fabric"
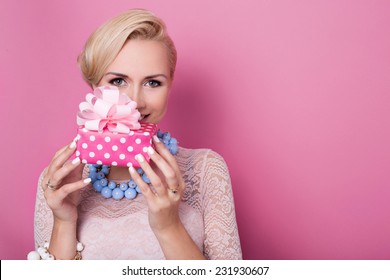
[34,147,242,259]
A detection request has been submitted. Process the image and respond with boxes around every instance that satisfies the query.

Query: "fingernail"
[135,154,145,162]
[153,135,160,143]
[83,178,91,184]
[129,166,136,174]
[69,141,77,149]
[72,157,81,165]
[147,146,155,155]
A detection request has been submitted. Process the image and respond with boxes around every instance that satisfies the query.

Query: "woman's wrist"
[152,220,183,242]
[153,221,205,260]
[49,218,79,259]
[53,216,78,226]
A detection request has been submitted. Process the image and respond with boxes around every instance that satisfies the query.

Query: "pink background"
[1,0,389,259]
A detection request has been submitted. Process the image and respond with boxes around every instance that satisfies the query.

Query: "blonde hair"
[78,9,177,86]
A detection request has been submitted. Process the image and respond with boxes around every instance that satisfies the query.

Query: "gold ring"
[46,179,58,191]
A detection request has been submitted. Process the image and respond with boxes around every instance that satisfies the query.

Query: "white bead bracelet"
[27,241,84,260]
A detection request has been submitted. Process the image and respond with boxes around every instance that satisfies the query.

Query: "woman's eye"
[109,78,126,87]
[145,80,161,88]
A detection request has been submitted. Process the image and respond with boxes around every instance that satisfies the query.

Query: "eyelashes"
[109,78,126,87]
[144,80,161,88]
[108,78,162,88]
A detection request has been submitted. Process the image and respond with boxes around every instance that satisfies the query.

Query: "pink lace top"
[34,147,242,259]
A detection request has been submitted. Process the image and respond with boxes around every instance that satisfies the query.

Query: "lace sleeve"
[33,169,54,249]
[201,150,242,260]
[33,167,89,249]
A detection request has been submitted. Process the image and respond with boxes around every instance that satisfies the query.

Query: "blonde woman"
[32,9,242,260]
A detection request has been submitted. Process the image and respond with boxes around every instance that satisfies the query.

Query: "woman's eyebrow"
[105,72,168,80]
[145,74,168,80]
[105,72,128,78]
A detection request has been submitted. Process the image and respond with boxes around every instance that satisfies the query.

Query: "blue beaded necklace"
[88,130,178,200]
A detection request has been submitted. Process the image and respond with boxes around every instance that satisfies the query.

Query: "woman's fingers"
[49,141,77,172]
[46,157,82,190]
[43,140,79,191]
[129,143,183,200]
[152,136,184,192]
[128,165,155,197]
[54,178,91,201]
[52,141,75,160]
[45,177,91,208]
[152,136,180,174]
[146,147,180,191]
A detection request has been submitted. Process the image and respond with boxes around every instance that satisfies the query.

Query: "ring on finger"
[46,179,58,191]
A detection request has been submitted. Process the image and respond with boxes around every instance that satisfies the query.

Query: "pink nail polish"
[153,135,160,143]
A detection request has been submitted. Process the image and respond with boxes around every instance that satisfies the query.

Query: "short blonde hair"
[78,9,177,86]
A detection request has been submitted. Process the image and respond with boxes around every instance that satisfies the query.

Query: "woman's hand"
[42,141,91,223]
[129,135,184,234]
[129,135,205,259]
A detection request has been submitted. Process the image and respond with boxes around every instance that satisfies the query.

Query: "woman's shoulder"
[176,147,227,165]
[176,147,230,183]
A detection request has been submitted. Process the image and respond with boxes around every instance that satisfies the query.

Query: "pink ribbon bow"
[77,86,141,133]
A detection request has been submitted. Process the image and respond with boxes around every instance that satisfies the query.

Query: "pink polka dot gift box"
[75,86,157,168]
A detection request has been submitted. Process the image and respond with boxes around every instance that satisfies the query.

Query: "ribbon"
[77,86,141,133]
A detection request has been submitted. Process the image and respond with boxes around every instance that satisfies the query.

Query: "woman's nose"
[125,86,145,109]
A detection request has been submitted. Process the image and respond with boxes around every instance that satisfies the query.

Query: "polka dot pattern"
[76,123,157,168]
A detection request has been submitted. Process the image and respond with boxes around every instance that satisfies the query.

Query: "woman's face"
[97,39,172,124]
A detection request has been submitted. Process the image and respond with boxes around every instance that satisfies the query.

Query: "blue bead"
[108,181,116,190]
[135,185,142,193]
[96,171,105,179]
[88,172,98,183]
[125,188,137,199]
[101,165,110,175]
[119,182,128,191]
[92,164,101,168]
[128,180,137,189]
[169,138,178,145]
[93,180,103,192]
[142,173,151,184]
[100,178,108,187]
[163,132,171,141]
[163,138,170,146]
[157,130,164,138]
[137,168,144,175]
[89,165,97,173]
[112,188,124,200]
[169,144,178,155]
[101,187,112,198]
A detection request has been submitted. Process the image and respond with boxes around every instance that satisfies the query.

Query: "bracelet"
[27,241,84,260]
